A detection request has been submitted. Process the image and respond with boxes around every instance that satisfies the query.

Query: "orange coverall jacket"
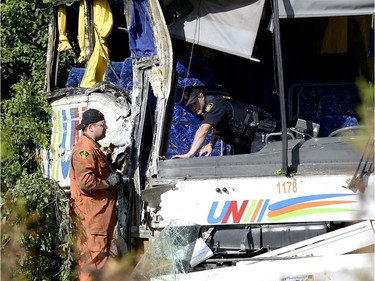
[70,134,117,281]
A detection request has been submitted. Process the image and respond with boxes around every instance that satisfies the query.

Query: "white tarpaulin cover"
[166,0,374,59]
[278,0,375,18]
[168,0,266,59]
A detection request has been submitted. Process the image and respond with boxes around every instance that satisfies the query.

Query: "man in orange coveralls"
[70,108,122,281]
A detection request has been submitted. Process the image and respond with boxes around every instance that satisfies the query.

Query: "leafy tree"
[1,0,73,280]
[1,0,51,99]
[1,174,72,281]
[1,75,51,189]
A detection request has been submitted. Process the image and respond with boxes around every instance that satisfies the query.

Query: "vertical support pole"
[272,0,289,174]
[45,11,57,92]
[84,0,94,60]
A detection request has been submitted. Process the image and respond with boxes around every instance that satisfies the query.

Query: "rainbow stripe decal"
[207,193,357,224]
[268,193,356,221]
[49,106,83,181]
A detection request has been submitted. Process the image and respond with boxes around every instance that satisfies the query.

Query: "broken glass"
[131,220,199,281]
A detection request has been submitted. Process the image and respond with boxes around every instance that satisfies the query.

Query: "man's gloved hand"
[106,172,122,187]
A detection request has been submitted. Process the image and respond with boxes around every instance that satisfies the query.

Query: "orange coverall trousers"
[70,134,117,281]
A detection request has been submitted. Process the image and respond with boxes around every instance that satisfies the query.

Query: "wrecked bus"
[42,0,375,279]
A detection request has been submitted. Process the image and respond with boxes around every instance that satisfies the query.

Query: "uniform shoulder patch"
[205,103,214,112]
[79,150,89,159]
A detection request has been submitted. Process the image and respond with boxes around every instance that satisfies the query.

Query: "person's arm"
[96,179,111,189]
[199,133,218,157]
[74,162,109,190]
[172,123,212,159]
[72,148,112,191]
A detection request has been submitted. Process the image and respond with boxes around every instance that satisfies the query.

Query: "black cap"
[184,88,201,106]
[76,109,105,130]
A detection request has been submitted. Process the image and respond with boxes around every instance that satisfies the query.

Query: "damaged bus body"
[43,0,375,279]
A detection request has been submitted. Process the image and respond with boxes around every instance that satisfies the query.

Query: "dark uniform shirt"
[201,95,257,154]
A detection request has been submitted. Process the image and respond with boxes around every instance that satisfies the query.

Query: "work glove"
[106,172,122,187]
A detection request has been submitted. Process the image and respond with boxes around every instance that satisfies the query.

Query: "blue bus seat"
[317,93,359,137]
[66,67,85,87]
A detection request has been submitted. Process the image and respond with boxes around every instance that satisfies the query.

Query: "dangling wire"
[177,0,202,104]
[92,23,121,82]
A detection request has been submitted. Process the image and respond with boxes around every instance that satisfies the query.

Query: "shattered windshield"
[131,220,200,281]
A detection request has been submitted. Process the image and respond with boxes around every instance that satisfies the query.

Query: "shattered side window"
[131,220,199,281]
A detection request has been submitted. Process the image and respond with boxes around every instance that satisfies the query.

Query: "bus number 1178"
[277,181,298,193]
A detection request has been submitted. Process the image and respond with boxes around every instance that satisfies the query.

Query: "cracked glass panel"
[131,220,200,281]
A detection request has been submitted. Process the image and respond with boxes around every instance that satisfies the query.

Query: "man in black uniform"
[172,88,276,159]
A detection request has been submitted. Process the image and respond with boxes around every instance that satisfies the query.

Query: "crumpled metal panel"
[41,90,132,189]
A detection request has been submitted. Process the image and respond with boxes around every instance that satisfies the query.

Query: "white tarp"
[166,0,374,59]
[168,0,266,60]
[278,0,375,18]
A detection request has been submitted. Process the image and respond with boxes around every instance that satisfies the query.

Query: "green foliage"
[356,77,374,132]
[1,75,51,190]
[0,0,53,99]
[56,44,82,88]
[1,0,74,280]
[1,173,73,281]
